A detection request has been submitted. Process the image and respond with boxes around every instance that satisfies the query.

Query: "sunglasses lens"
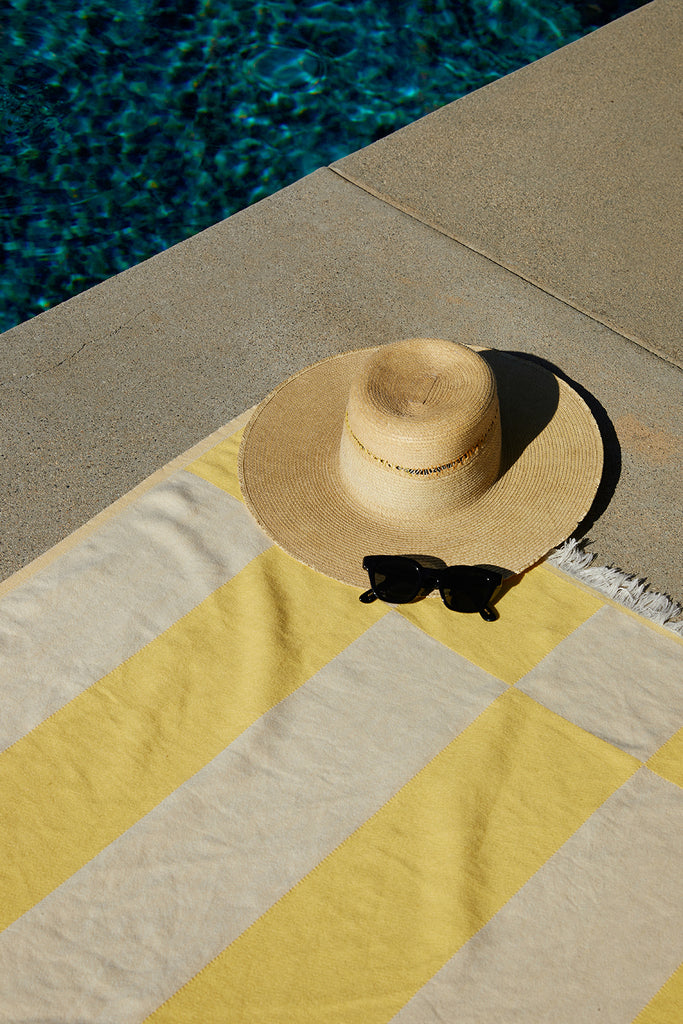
[439,567,501,613]
[366,556,421,604]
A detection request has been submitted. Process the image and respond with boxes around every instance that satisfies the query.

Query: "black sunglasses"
[359,555,505,621]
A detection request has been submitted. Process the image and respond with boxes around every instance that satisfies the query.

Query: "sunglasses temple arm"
[359,588,379,604]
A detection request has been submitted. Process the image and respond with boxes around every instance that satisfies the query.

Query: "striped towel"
[1,412,681,1023]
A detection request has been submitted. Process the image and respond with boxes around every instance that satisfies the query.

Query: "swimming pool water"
[1,0,646,333]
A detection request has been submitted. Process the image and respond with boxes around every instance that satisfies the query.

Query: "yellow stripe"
[400,563,603,684]
[185,427,245,500]
[0,546,386,929]
[647,728,683,788]
[148,689,638,1023]
[632,963,683,1024]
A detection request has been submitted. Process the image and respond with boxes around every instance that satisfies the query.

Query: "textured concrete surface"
[2,169,681,600]
[2,1,681,604]
[333,0,682,368]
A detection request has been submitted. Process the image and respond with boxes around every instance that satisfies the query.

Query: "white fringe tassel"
[547,539,683,638]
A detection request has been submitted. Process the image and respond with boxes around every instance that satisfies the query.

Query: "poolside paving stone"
[1,0,681,606]
[333,0,682,368]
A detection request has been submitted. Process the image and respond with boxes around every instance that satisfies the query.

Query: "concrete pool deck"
[1,0,681,600]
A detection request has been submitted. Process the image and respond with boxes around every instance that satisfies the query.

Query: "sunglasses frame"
[359,555,505,621]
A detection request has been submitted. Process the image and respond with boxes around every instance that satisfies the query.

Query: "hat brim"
[238,346,604,587]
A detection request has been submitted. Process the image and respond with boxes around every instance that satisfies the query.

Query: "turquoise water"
[1,0,644,333]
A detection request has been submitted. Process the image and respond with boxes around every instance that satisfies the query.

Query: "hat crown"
[339,338,502,519]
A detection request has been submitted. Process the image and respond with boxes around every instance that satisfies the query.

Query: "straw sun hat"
[238,338,603,588]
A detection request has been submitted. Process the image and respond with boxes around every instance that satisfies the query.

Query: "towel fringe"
[547,539,683,637]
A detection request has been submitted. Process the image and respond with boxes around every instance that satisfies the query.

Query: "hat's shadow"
[481,349,621,541]
[371,351,619,615]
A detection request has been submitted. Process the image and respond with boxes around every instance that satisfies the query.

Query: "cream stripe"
[0,409,254,600]
[0,615,505,1023]
[0,472,270,751]
[148,689,638,1023]
[0,546,385,929]
[518,605,683,761]
[393,769,683,1024]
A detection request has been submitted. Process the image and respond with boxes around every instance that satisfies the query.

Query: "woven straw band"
[338,339,502,518]
[343,410,498,477]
